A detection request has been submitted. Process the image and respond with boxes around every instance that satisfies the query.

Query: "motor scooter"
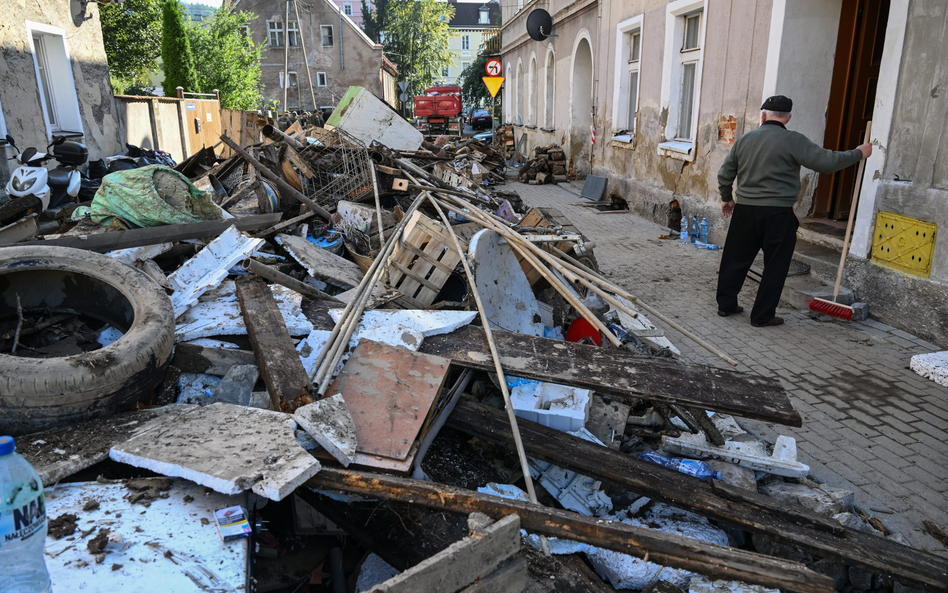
[4,134,88,212]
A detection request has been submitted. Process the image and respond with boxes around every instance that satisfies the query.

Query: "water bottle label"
[0,490,46,548]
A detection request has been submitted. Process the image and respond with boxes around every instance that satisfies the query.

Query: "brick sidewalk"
[510,180,948,554]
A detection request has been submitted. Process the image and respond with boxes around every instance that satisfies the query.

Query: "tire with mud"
[0,245,175,435]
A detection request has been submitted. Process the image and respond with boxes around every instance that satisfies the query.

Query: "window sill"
[658,140,694,161]
[611,134,633,143]
[525,125,536,130]
[540,127,555,133]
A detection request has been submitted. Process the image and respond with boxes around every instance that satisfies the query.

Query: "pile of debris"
[518,143,568,185]
[1,87,945,593]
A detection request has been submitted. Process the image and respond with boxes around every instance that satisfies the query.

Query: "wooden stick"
[832,122,871,302]
[241,258,338,302]
[425,195,549,555]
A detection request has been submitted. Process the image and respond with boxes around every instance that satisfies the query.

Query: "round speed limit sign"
[485,59,502,77]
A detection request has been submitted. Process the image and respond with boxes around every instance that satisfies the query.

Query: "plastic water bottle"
[690,215,699,244]
[639,450,722,482]
[699,218,709,244]
[0,436,52,593]
[680,216,688,244]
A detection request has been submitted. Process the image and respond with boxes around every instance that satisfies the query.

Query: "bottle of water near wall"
[680,216,688,244]
[639,450,722,481]
[699,218,709,244]
[0,436,52,593]
[690,215,699,244]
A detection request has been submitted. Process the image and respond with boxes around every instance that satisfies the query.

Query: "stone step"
[792,239,845,283]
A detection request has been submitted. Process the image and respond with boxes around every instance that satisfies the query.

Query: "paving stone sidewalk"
[510,180,948,555]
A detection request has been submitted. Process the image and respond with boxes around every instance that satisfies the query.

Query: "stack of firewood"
[518,144,568,185]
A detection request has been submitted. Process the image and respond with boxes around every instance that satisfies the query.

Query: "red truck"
[413,85,463,137]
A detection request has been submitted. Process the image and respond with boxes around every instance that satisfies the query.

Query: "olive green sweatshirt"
[718,120,863,208]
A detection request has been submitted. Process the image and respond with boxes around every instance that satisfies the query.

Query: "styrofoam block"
[910,351,948,387]
[688,575,780,593]
[168,226,263,317]
[175,280,313,342]
[327,310,476,338]
[613,294,680,356]
[529,427,612,516]
[295,324,425,378]
[107,242,174,265]
[662,432,809,478]
[509,381,592,432]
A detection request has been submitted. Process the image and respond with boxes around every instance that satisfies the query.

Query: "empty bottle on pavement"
[680,216,688,244]
[0,435,52,593]
[699,217,709,244]
[690,215,699,244]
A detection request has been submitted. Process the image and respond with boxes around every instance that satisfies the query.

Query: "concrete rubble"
[3,87,945,593]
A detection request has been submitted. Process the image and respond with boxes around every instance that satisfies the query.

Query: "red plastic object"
[565,318,602,346]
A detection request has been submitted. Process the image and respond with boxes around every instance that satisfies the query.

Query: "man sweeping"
[716,95,872,327]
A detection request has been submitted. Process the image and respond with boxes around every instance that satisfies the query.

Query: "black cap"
[761,95,792,112]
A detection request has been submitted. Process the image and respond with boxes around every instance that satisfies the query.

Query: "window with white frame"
[287,21,300,46]
[611,15,643,142]
[321,25,334,46]
[268,20,284,47]
[659,0,706,158]
[0,96,7,139]
[279,71,299,88]
[505,61,512,122]
[479,7,490,24]
[516,61,523,123]
[462,61,471,71]
[28,24,83,135]
[544,49,554,128]
[317,72,328,87]
[441,66,450,77]
[344,3,352,16]
[461,35,470,51]
[528,56,537,126]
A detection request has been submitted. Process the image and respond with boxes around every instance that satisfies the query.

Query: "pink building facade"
[330,0,371,27]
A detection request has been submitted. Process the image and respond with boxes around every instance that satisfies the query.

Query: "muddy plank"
[446,400,948,593]
[419,325,800,426]
[171,343,257,376]
[14,213,282,252]
[235,277,312,411]
[307,468,832,593]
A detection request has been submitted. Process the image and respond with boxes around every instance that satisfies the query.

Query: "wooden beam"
[10,213,282,252]
[446,400,948,593]
[235,277,313,411]
[419,325,801,426]
[306,468,833,593]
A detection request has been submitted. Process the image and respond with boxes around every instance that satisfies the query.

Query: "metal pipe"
[339,10,345,70]
[261,124,304,149]
[241,258,337,302]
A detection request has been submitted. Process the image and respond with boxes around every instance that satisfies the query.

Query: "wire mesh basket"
[297,127,374,212]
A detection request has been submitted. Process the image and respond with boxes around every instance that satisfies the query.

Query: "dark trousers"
[716,204,798,325]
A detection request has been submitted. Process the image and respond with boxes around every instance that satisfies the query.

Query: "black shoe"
[717,306,744,317]
[751,317,784,327]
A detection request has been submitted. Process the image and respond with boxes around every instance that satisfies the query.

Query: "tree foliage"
[379,0,456,96]
[459,53,491,107]
[361,0,389,44]
[100,0,162,92]
[186,9,262,110]
[161,0,199,96]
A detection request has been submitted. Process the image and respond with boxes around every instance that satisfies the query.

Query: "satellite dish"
[526,9,553,42]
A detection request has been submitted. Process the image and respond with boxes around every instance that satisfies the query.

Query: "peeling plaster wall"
[248,1,387,111]
[0,0,121,190]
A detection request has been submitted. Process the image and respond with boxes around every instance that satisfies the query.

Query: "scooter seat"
[48,168,72,187]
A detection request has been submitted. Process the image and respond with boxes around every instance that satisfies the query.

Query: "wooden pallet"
[389,211,467,308]
[516,207,582,286]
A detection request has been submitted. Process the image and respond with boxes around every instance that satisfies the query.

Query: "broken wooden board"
[327,340,450,461]
[172,344,257,376]
[237,277,313,411]
[447,400,948,593]
[419,325,801,426]
[110,403,320,502]
[515,207,583,286]
[22,213,281,252]
[276,233,365,290]
[369,514,521,593]
[388,211,468,309]
[307,468,832,593]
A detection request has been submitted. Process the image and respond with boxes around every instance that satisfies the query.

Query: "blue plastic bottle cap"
[0,435,14,456]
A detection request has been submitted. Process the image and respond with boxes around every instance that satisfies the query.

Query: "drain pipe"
[590,0,603,174]
[262,124,303,149]
[339,10,345,70]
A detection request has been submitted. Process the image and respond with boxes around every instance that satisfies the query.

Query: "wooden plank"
[10,213,282,252]
[284,145,316,179]
[276,233,364,290]
[369,515,520,593]
[419,325,801,426]
[307,468,833,593]
[235,277,312,411]
[388,212,465,307]
[446,400,948,593]
[459,557,529,593]
[171,344,257,376]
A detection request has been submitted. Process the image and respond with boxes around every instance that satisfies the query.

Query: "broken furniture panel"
[110,402,321,501]
[387,211,469,309]
[419,325,802,426]
[294,394,358,467]
[327,340,451,461]
[275,233,365,290]
[325,86,424,152]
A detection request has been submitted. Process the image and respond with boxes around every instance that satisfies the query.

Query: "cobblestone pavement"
[510,180,948,554]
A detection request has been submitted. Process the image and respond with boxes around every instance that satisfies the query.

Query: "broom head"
[807,297,853,321]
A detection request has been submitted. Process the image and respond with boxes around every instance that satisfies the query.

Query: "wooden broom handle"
[832,121,871,301]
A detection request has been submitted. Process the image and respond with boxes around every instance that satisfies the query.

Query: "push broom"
[808,122,871,321]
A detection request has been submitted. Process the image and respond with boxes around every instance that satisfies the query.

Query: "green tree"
[186,8,262,110]
[100,0,163,93]
[382,0,456,96]
[459,53,493,107]
[161,0,199,96]
[361,0,390,44]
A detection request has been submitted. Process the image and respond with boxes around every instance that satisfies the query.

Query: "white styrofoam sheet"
[45,479,248,592]
[910,350,948,387]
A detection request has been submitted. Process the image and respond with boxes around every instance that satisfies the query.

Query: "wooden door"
[813,0,889,220]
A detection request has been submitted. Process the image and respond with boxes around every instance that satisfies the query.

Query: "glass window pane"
[628,71,639,131]
[33,36,57,127]
[678,62,696,138]
[630,32,640,62]
[684,14,701,50]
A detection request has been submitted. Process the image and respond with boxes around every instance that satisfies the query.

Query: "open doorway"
[812,0,890,220]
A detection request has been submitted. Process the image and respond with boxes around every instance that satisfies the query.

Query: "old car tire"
[0,246,175,435]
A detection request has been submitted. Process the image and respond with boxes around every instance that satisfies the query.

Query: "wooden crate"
[388,211,468,308]
[516,207,582,286]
